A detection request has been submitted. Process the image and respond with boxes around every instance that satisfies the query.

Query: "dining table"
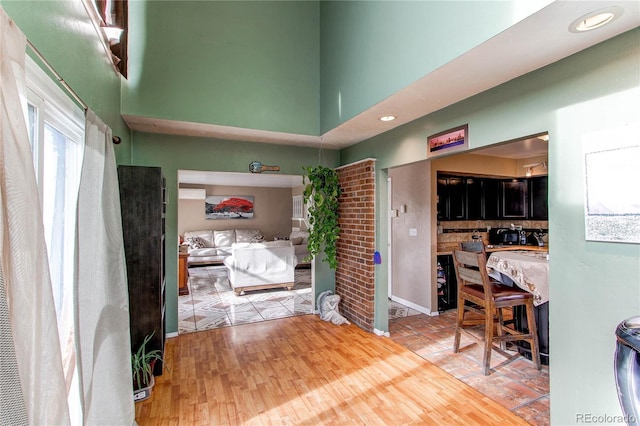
[486,249,550,364]
[486,250,549,307]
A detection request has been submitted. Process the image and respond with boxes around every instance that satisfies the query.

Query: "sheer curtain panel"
[0,263,27,425]
[0,7,70,425]
[75,110,134,425]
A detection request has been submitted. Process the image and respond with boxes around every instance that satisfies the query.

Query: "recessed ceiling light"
[379,115,396,122]
[569,6,623,33]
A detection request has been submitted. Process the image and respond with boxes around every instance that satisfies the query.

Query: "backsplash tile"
[437,220,549,248]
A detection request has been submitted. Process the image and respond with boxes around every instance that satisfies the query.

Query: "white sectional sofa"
[223,241,297,295]
[183,229,264,266]
[289,230,310,266]
[183,228,311,267]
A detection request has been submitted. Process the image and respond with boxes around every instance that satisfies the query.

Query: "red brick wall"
[335,159,376,331]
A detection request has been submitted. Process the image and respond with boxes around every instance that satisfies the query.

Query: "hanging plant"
[302,165,341,269]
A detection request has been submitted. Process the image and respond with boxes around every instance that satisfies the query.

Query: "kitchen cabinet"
[437,173,546,221]
[465,177,483,220]
[501,179,527,218]
[483,179,501,220]
[466,177,501,220]
[437,176,466,221]
[118,165,166,376]
[529,176,548,220]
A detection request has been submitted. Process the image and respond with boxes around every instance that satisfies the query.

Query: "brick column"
[335,159,376,331]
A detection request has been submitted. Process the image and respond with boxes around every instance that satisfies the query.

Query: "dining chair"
[451,248,541,375]
[459,241,514,331]
[458,240,487,255]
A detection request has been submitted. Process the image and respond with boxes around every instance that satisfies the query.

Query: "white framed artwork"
[583,123,640,243]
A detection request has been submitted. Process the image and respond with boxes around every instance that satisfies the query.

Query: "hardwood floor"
[135,315,528,425]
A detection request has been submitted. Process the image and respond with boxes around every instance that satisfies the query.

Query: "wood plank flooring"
[135,315,529,425]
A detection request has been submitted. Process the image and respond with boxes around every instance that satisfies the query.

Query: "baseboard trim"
[166,332,179,339]
[373,328,390,337]
[390,296,438,316]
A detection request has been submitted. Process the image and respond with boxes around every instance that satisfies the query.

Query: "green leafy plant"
[131,332,163,389]
[302,165,341,269]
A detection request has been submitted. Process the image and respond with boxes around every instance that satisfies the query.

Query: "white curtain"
[75,110,134,425]
[0,7,71,425]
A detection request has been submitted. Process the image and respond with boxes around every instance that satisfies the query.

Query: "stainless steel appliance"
[489,228,522,245]
[528,232,545,247]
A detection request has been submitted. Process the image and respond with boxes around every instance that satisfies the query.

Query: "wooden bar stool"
[459,241,515,332]
[451,248,541,375]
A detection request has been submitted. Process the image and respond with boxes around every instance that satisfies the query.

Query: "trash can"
[615,316,640,425]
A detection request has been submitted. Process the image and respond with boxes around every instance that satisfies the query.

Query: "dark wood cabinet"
[529,176,548,220]
[465,177,483,220]
[501,179,527,218]
[437,176,466,220]
[437,173,546,221]
[466,177,501,220]
[118,165,166,376]
[483,178,501,220]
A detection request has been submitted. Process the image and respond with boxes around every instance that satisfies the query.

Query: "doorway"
[388,132,549,315]
[176,170,314,334]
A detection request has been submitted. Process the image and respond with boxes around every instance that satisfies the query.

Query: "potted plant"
[131,332,163,402]
[302,165,342,269]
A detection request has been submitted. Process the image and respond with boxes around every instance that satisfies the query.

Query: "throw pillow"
[236,229,262,243]
[186,236,206,249]
[250,235,265,243]
[291,236,303,245]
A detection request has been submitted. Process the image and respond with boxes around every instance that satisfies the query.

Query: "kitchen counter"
[437,244,548,255]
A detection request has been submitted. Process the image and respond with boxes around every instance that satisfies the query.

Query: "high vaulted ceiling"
[127,1,640,151]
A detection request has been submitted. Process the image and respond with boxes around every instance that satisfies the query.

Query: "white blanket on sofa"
[223,241,297,288]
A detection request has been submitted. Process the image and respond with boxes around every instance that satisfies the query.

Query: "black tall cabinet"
[118,165,166,376]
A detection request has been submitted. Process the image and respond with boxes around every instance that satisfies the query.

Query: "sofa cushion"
[217,247,233,257]
[184,230,215,247]
[214,229,235,247]
[189,247,218,257]
[236,229,262,243]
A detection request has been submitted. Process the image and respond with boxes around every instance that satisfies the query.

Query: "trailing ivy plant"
[302,165,341,269]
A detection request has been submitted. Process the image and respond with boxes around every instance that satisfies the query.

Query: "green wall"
[128,132,339,336]
[1,0,131,164]
[319,0,550,133]
[342,28,640,425]
[123,0,320,136]
[5,0,640,422]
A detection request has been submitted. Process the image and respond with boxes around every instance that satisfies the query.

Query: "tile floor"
[388,303,550,426]
[178,264,313,333]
